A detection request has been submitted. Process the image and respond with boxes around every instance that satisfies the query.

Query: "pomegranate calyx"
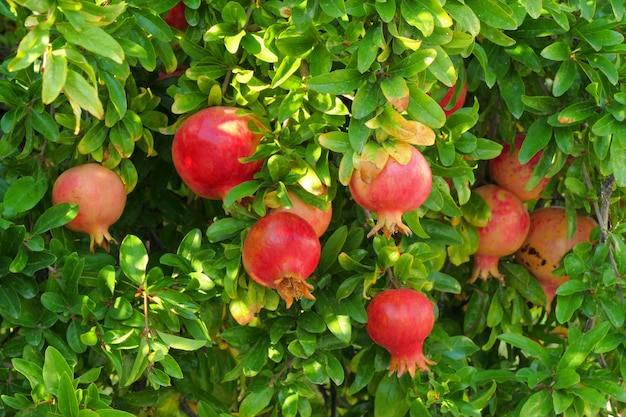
[369,211,411,238]
[90,229,118,253]
[274,275,316,308]
[389,350,436,377]
[469,254,505,284]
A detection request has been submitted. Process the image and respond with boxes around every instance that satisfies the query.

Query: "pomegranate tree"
[272,189,332,237]
[52,163,127,252]
[469,184,530,283]
[349,144,432,238]
[489,133,550,201]
[366,288,435,377]
[172,106,265,200]
[515,207,596,305]
[242,212,321,308]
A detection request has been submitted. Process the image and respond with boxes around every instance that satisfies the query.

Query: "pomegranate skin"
[469,184,530,283]
[52,163,127,252]
[515,207,596,305]
[349,146,432,238]
[366,289,435,377]
[272,190,332,237]
[489,133,550,201]
[164,2,189,30]
[439,81,467,117]
[172,106,264,200]
[242,212,321,308]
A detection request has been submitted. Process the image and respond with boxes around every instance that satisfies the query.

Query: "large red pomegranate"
[349,144,432,238]
[366,288,435,377]
[515,207,596,305]
[272,189,332,237]
[172,106,265,200]
[52,163,127,252]
[242,211,321,308]
[469,184,530,283]
[489,133,550,201]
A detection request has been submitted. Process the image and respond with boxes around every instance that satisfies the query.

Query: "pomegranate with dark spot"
[515,206,596,306]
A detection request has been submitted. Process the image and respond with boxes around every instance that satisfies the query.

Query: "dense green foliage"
[0,0,625,416]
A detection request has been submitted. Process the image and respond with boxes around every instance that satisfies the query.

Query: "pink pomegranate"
[172,106,265,200]
[349,145,432,238]
[242,212,321,308]
[366,288,436,376]
[272,189,332,237]
[469,184,530,283]
[489,133,550,201]
[515,207,596,305]
[52,163,127,252]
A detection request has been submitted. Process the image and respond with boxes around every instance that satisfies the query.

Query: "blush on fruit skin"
[172,106,265,201]
[489,133,550,201]
[515,206,597,306]
[469,184,530,284]
[242,212,321,308]
[164,2,189,31]
[349,146,432,238]
[272,190,332,237]
[366,288,436,377]
[51,163,127,253]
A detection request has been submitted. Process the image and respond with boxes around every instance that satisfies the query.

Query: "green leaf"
[318,225,348,274]
[552,60,577,97]
[497,334,552,367]
[306,70,367,95]
[557,101,598,125]
[8,24,49,71]
[132,8,173,42]
[119,235,148,286]
[3,176,48,217]
[156,331,207,351]
[12,358,44,388]
[464,0,517,30]
[557,322,611,370]
[519,118,552,164]
[555,292,584,323]
[206,217,254,243]
[101,71,127,118]
[540,42,571,61]
[374,376,409,417]
[30,108,59,141]
[319,0,346,17]
[42,346,74,397]
[63,70,104,119]
[42,51,67,104]
[316,288,352,344]
[272,56,301,88]
[358,25,384,73]
[57,372,79,417]
[498,69,525,118]
[239,385,275,417]
[56,23,124,64]
[520,390,552,415]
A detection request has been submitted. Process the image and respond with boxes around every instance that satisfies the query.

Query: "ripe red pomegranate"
[164,2,189,31]
[272,190,332,237]
[469,184,530,283]
[489,133,550,201]
[349,144,432,238]
[515,207,596,305]
[52,163,127,252]
[242,212,321,308]
[438,81,467,117]
[172,106,265,201]
[366,288,435,377]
